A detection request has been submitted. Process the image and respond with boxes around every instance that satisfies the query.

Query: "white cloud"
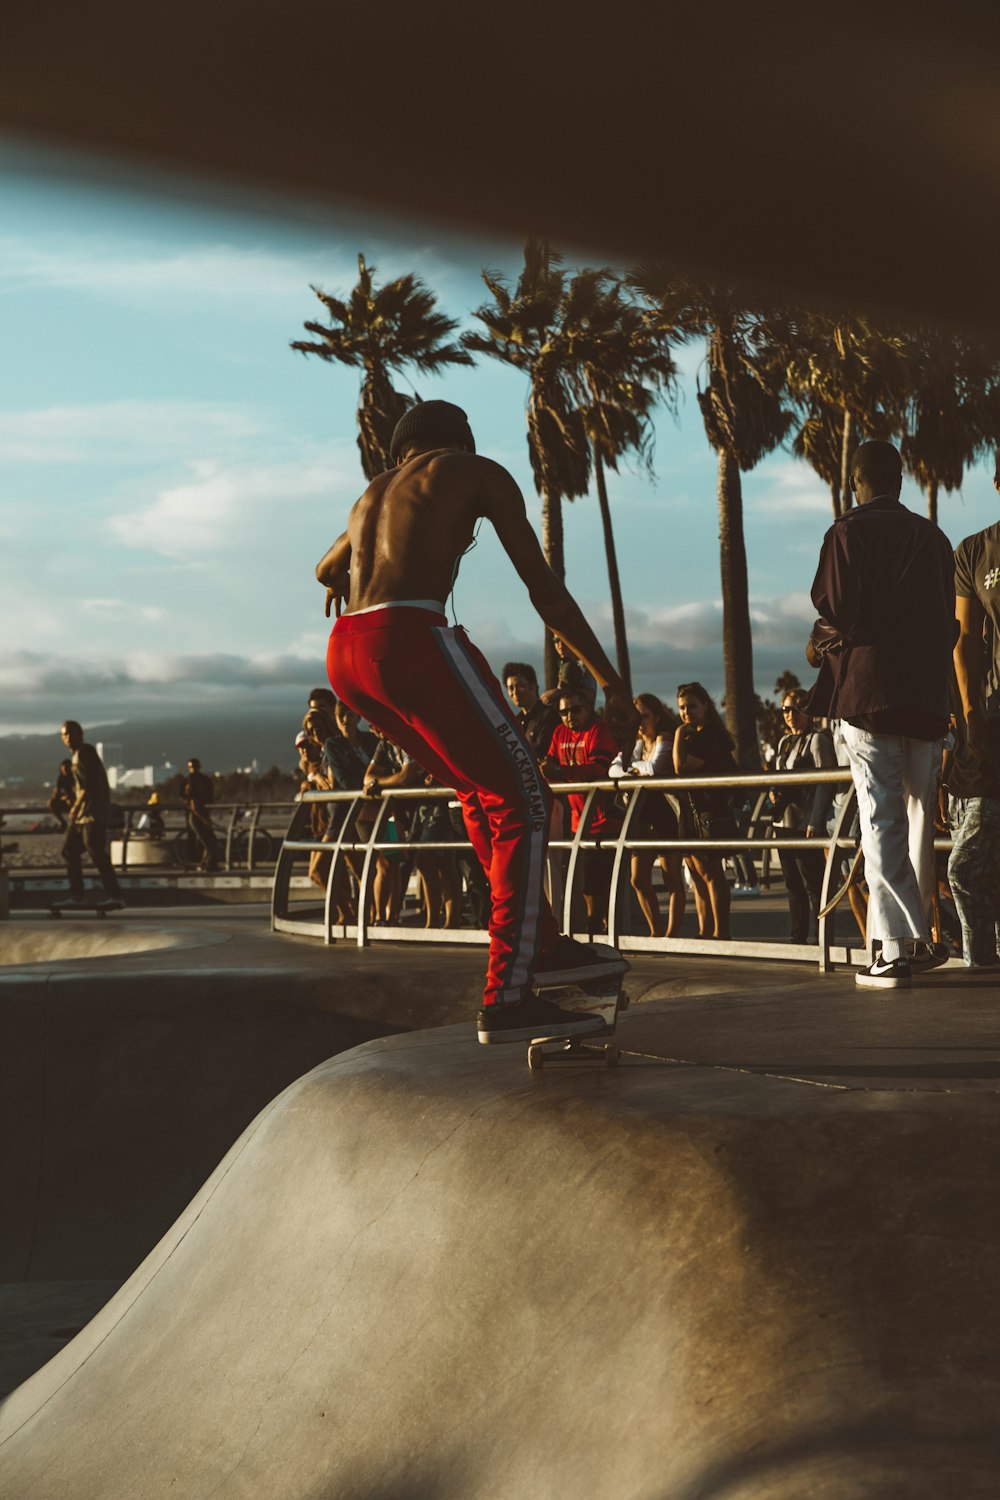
[0,400,266,464]
[745,459,833,517]
[105,443,357,557]
[0,233,359,306]
[0,648,321,701]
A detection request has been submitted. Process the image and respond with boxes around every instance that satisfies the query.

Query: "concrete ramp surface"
[2,1021,999,1499]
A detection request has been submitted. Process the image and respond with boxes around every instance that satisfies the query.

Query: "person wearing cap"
[316,398,637,1045]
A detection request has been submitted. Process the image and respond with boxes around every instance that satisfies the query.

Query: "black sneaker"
[477,992,606,1046]
[856,954,912,989]
[533,936,629,988]
[907,941,950,974]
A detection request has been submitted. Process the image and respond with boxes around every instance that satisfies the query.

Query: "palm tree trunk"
[541,484,564,689]
[830,480,841,519]
[717,449,759,770]
[926,477,939,525]
[593,449,632,695]
[840,409,856,511]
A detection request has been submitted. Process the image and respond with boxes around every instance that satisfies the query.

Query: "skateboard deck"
[49,899,125,920]
[527,972,630,1071]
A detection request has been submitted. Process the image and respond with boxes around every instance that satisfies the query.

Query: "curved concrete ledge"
[2,1022,999,1499]
[0,919,231,969]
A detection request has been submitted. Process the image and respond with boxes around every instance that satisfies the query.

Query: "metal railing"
[268,767,928,971]
[0,801,295,877]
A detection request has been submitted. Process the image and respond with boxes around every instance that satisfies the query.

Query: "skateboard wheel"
[528,1045,544,1071]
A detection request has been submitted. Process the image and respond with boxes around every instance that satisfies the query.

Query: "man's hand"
[603,690,639,752]
[323,587,339,620]
[363,777,382,799]
[540,756,562,781]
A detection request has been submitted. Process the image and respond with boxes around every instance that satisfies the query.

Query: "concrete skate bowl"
[0,919,229,969]
[2,1025,999,1500]
[0,952,484,1293]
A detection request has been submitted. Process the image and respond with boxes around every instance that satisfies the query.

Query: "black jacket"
[808,497,955,725]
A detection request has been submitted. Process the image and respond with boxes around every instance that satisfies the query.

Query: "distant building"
[95,743,175,791]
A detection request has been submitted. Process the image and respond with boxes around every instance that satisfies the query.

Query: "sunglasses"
[559,704,585,717]
[782,702,804,713]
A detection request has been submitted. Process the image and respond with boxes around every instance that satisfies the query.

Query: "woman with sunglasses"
[770,691,837,944]
[611,693,687,937]
[673,682,738,940]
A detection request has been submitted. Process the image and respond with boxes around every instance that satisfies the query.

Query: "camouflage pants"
[947,797,1000,967]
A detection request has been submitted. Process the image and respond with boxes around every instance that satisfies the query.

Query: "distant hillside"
[0,707,307,787]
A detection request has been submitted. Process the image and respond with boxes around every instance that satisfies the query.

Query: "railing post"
[356,795,391,947]
[816,787,857,972]
[120,807,133,873]
[246,803,262,873]
[270,799,310,929]
[563,787,597,938]
[607,785,644,947]
[322,793,363,944]
[224,806,239,871]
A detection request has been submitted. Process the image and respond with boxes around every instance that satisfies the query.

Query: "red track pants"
[327,607,559,1004]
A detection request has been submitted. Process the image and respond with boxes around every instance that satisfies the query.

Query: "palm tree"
[465,245,678,690]
[894,328,1000,524]
[791,394,847,517]
[291,253,472,479]
[566,271,679,695]
[631,270,792,769]
[463,241,599,687]
[778,309,906,513]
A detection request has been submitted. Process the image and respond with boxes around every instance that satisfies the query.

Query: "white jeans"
[840,723,940,950]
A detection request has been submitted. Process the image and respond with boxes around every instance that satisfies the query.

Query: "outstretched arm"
[481,462,637,746]
[316,531,352,619]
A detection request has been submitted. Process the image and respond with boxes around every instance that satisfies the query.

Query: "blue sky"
[3,140,998,740]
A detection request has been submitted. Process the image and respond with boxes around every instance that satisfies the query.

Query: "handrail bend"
[270,767,958,973]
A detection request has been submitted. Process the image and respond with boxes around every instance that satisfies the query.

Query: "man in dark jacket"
[58,721,123,904]
[503,661,561,762]
[182,758,219,872]
[808,440,955,989]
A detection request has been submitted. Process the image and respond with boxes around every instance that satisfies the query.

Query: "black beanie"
[388,400,476,463]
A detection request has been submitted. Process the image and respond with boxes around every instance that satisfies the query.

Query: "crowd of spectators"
[292,658,787,943]
[276,437,998,972]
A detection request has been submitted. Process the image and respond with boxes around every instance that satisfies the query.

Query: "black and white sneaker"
[907,941,950,974]
[856,954,912,989]
[533,936,629,988]
[477,992,606,1046]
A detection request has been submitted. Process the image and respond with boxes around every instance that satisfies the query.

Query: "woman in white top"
[611,693,690,937]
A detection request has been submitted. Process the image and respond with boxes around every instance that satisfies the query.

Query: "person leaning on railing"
[672,683,737,941]
[610,693,686,938]
[299,708,344,910]
[769,690,837,944]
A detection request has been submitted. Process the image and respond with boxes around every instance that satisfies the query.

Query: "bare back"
[316,444,634,741]
[344,449,483,613]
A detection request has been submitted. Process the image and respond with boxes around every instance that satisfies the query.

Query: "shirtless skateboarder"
[316,399,637,1044]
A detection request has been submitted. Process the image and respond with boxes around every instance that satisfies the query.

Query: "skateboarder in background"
[58,721,123,904]
[181,758,220,872]
[316,399,637,1045]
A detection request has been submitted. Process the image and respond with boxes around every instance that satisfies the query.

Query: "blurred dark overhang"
[3,1,999,330]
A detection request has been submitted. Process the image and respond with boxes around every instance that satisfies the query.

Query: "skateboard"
[49,899,125,920]
[527,972,630,1071]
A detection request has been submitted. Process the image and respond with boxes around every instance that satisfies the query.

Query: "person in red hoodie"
[542,689,623,931]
